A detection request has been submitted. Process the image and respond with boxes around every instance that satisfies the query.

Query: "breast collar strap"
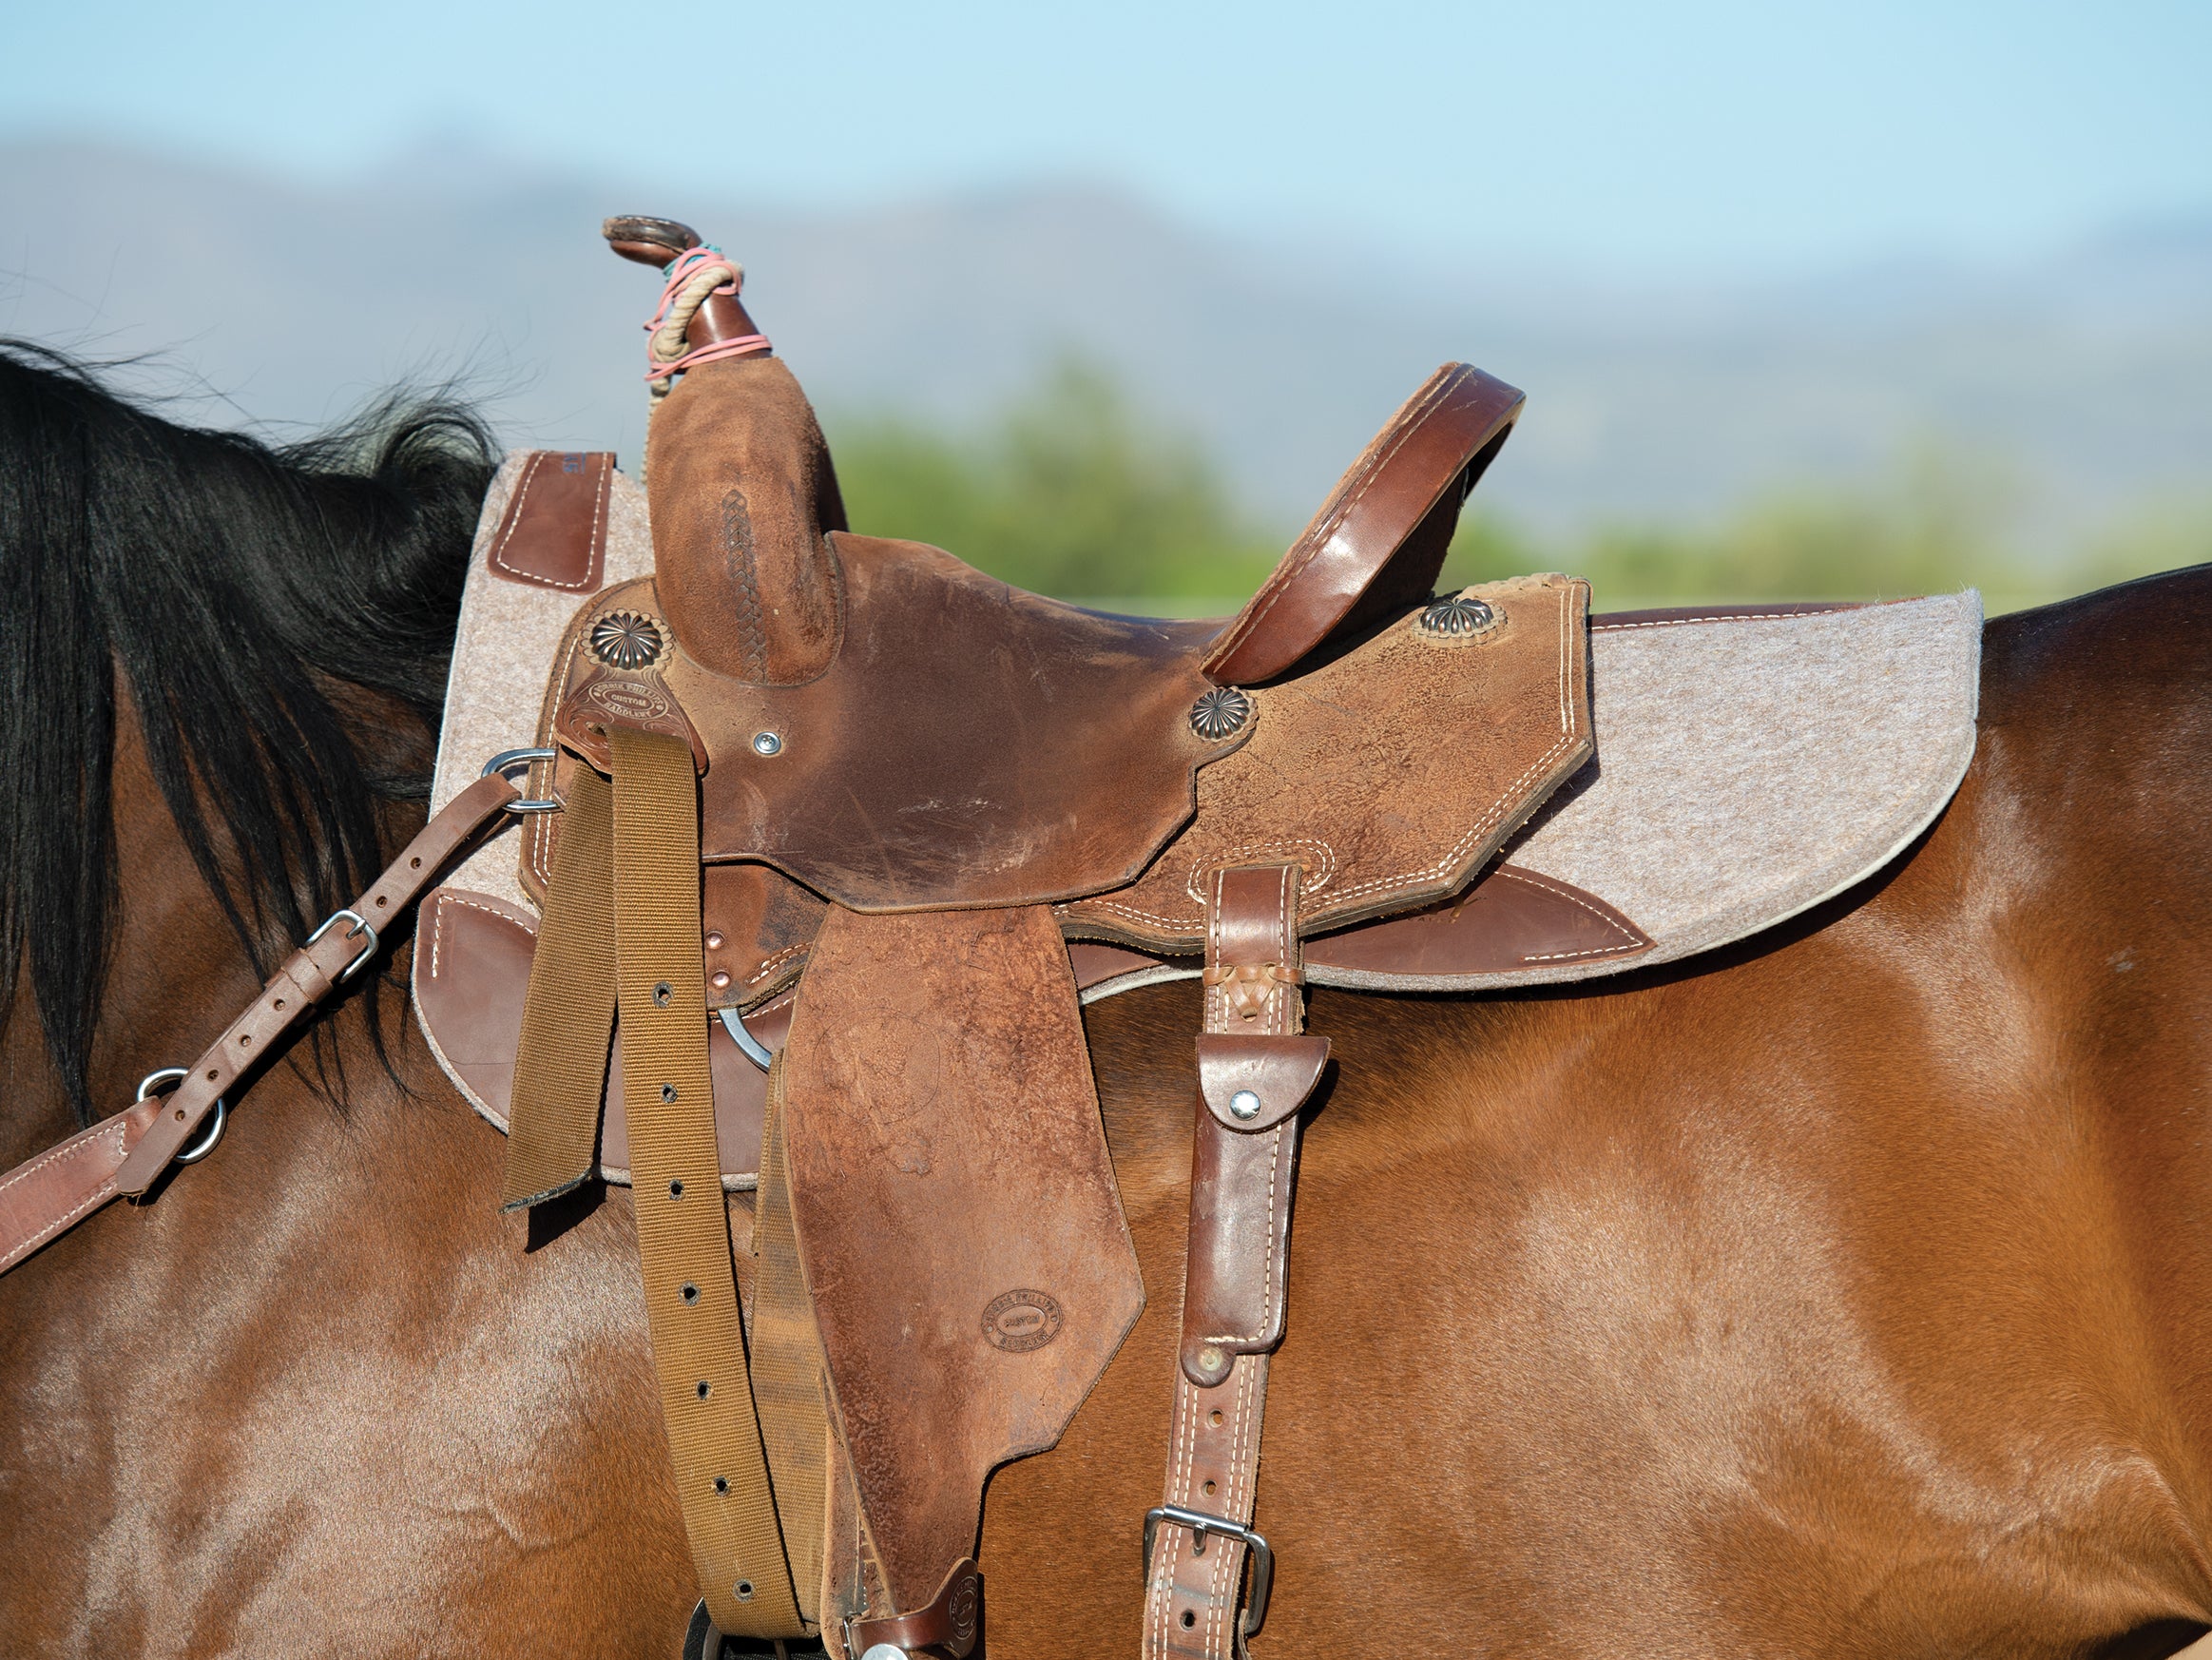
[0,770,522,1277]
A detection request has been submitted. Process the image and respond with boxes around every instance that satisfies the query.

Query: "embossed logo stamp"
[981,1289,1064,1353]
[584,679,672,723]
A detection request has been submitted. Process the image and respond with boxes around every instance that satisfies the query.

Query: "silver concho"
[1416,594,1498,640]
[589,611,664,669]
[1188,686,1252,741]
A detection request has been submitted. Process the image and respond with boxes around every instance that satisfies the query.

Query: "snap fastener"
[1228,1089,1262,1120]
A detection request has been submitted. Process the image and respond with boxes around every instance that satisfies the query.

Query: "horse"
[2,342,2210,1659]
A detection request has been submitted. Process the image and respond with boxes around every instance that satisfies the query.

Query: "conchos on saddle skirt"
[3,216,2211,1660]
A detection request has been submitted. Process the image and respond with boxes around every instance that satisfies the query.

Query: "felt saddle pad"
[416,454,1982,1183]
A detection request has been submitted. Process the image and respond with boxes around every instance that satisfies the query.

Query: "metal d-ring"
[136,1067,228,1165]
[482,746,562,813]
[717,1008,774,1072]
[306,908,379,984]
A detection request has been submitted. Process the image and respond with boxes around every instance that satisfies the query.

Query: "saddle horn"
[604,215,847,686]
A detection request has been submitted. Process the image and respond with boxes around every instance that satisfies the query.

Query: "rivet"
[750,730,783,757]
[1188,686,1251,741]
[652,982,673,1008]
[704,931,724,950]
[710,971,731,990]
[661,1083,678,1103]
[1199,1343,1225,1370]
[1228,1089,1262,1120]
[1416,593,1498,640]
[589,610,664,669]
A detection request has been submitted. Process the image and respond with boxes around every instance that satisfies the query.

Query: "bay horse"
[2,344,2210,1658]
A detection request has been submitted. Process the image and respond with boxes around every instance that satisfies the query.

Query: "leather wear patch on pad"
[485,452,612,591]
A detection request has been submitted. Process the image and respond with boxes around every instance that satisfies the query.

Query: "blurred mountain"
[3,136,2206,550]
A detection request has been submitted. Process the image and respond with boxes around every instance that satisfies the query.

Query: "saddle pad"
[1305,592,1984,991]
[425,450,659,915]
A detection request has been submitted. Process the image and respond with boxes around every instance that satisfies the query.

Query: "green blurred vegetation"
[827,362,2209,616]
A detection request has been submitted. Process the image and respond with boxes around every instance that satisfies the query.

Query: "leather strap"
[500,763,619,1210]
[606,726,806,1640]
[847,1556,983,1660]
[1201,363,1523,686]
[1143,863,1322,1660]
[0,770,521,1274]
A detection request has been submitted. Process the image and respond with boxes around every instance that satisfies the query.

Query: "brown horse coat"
[4,569,2210,1656]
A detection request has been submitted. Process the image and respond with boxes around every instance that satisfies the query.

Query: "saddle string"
[644,245,772,396]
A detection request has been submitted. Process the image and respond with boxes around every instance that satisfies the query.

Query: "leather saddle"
[411,217,1983,1659]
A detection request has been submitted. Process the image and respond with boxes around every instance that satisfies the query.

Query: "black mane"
[0,344,496,1125]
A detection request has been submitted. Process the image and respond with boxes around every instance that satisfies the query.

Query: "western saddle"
[0,213,1985,1659]
[470,216,1595,1658]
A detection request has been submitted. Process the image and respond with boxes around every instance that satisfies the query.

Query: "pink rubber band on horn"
[642,245,772,382]
[644,334,773,382]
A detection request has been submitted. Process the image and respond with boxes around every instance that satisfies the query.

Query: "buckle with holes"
[1143,1504,1274,1643]
[306,908,378,984]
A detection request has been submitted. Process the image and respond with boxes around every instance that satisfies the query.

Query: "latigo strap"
[0,770,522,1277]
[1144,863,1327,1660]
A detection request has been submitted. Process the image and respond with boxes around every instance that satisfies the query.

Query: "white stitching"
[1490,867,1641,943]
[427,891,528,979]
[489,454,605,590]
[1588,608,1852,632]
[1085,583,1584,931]
[1205,373,1460,671]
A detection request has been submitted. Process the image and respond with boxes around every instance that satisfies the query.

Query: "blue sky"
[5,0,2207,276]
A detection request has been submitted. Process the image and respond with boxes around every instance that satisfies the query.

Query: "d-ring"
[136,1067,229,1165]
[483,747,563,813]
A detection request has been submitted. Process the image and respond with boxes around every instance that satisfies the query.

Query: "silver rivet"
[1189,687,1251,741]
[1228,1089,1262,1120]
[861,1647,906,1660]
[588,610,664,668]
[1199,1342,1225,1371]
[1417,594,1497,639]
[751,730,783,757]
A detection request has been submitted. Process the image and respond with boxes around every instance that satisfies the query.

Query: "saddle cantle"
[410,218,1982,1659]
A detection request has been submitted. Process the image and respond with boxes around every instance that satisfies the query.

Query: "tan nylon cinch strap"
[501,763,618,1209]
[1144,863,1302,1660]
[607,726,806,1639]
[750,1056,834,1624]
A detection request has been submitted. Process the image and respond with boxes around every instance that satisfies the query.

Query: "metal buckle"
[136,1068,228,1165]
[306,908,378,984]
[482,746,562,813]
[1143,1503,1274,1644]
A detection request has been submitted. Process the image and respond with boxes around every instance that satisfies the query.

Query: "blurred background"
[4,0,2206,611]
